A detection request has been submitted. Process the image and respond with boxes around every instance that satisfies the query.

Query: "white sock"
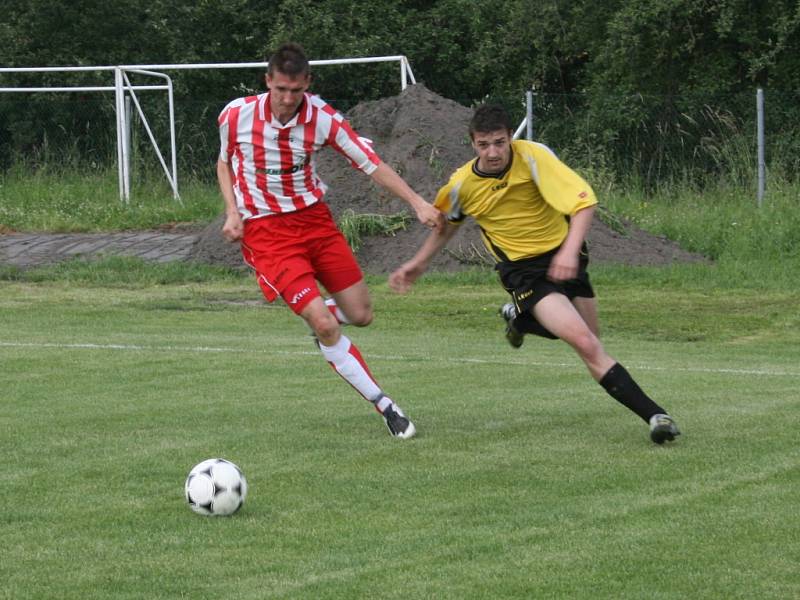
[374,395,393,413]
[318,334,382,402]
[325,298,350,325]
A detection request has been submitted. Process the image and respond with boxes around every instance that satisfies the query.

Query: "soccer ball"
[184,458,248,516]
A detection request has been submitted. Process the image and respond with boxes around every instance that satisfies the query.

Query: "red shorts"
[240,202,363,314]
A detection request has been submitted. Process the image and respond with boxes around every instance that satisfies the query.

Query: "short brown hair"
[267,42,310,77]
[469,104,512,138]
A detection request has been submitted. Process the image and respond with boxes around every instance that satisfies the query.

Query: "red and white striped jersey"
[218,92,381,219]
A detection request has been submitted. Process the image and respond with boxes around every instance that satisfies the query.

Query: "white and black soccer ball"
[184,458,248,516]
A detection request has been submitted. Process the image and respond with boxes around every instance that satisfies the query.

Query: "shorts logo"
[517,289,534,301]
[290,287,312,305]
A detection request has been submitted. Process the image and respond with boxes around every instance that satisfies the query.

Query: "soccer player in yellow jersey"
[389,104,680,444]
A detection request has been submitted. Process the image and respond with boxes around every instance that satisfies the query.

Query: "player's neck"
[269,96,304,126]
[474,153,513,178]
[272,109,298,126]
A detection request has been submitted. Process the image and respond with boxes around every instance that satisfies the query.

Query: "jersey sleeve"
[322,104,381,175]
[524,142,597,215]
[434,176,467,224]
[217,101,234,163]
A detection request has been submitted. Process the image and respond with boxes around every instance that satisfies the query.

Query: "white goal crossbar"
[0,56,417,202]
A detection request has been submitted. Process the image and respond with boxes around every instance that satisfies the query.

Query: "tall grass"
[337,209,411,251]
[604,175,800,289]
[0,161,220,232]
[609,182,800,261]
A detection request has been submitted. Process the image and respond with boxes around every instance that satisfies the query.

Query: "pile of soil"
[192,84,707,272]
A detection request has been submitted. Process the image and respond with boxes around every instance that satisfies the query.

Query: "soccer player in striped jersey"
[389,104,680,444]
[217,42,443,439]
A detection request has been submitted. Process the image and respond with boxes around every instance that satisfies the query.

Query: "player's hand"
[414,203,445,231]
[547,250,578,283]
[388,263,422,294]
[222,212,244,242]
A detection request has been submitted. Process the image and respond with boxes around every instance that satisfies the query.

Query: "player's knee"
[569,330,603,361]
[308,312,340,341]
[348,306,373,327]
[336,299,372,327]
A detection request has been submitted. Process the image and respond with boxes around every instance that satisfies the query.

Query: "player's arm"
[525,143,597,282]
[327,111,443,231]
[369,162,444,231]
[216,159,243,242]
[388,220,459,293]
[548,205,595,282]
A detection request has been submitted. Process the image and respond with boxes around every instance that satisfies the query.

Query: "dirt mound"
[192,84,708,272]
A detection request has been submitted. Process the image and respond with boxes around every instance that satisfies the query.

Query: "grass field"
[1,265,798,599]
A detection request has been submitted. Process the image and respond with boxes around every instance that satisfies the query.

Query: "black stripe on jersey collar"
[471,148,514,179]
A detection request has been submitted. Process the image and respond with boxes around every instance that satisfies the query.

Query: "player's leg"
[571,295,600,337]
[309,207,372,327]
[497,252,562,348]
[533,293,680,443]
[290,280,414,439]
[324,297,351,325]
[306,224,415,439]
[533,293,614,380]
[243,215,414,439]
[299,293,342,346]
[301,201,372,328]
[328,279,373,327]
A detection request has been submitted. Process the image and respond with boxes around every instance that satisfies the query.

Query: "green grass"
[606,179,800,263]
[1,166,799,597]
[337,210,411,251]
[1,267,799,599]
[0,166,220,232]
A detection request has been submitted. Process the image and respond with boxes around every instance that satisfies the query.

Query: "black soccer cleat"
[382,405,416,440]
[500,303,524,349]
[649,414,681,444]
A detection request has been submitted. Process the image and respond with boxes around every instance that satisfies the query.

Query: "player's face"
[266,70,310,124]
[471,129,512,174]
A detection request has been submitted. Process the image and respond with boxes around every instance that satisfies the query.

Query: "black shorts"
[495,243,595,339]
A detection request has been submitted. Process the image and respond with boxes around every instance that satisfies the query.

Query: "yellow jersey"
[434,140,597,261]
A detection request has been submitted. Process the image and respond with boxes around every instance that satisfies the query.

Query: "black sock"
[599,362,665,423]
